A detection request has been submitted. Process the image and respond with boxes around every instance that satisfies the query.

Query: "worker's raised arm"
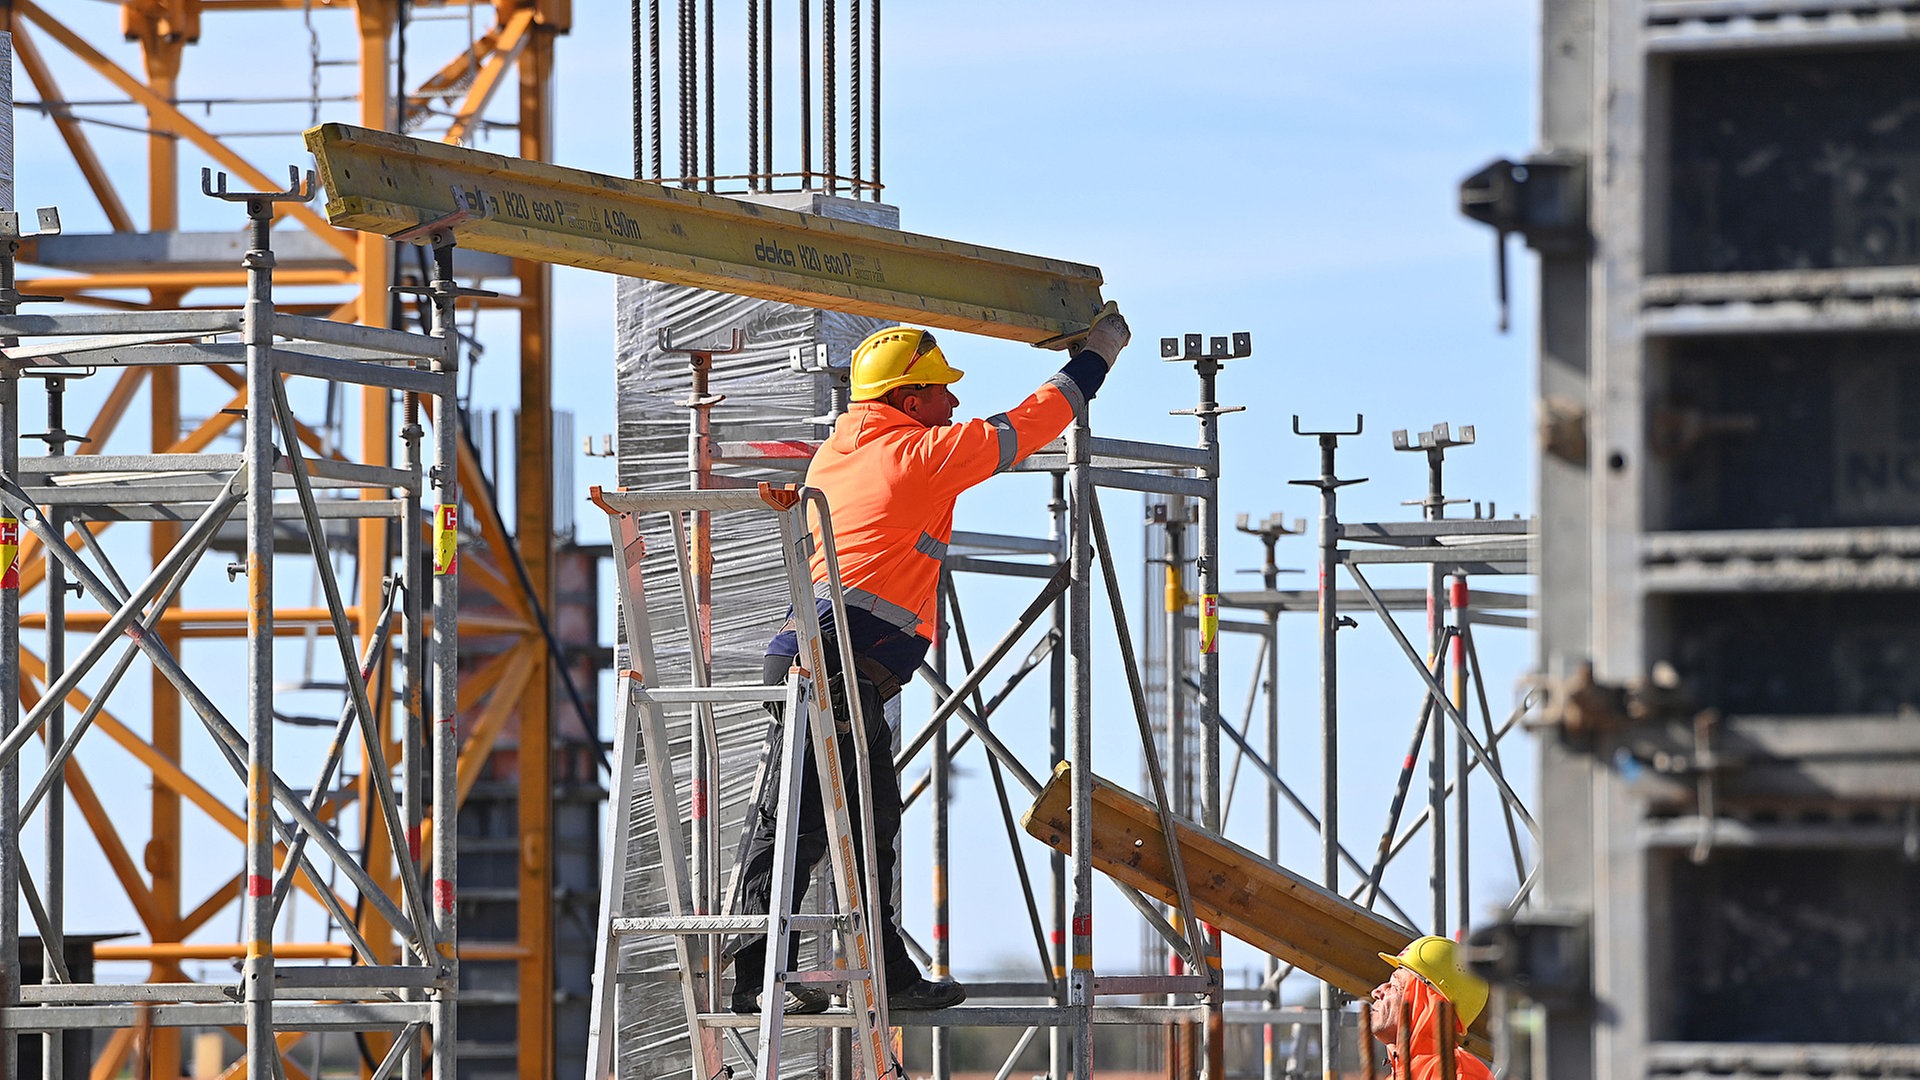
[916,307,1132,501]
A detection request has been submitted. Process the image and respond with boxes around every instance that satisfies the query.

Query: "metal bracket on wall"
[1458,152,1590,331]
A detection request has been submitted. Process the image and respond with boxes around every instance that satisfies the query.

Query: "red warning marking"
[1072,914,1092,937]
[434,879,455,912]
[407,825,422,863]
[931,923,948,940]
[742,440,819,459]
[247,875,273,897]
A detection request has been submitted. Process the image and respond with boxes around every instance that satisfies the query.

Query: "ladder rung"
[632,685,789,706]
[783,969,867,985]
[612,914,844,935]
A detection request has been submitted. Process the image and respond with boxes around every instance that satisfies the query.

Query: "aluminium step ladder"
[586,483,903,1080]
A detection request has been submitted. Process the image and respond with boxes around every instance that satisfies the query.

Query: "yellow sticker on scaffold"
[0,518,18,590]
[433,504,458,576]
[1200,594,1219,654]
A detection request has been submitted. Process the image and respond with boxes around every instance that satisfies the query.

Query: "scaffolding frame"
[655,328,1544,1080]
[618,336,1245,1080]
[0,178,464,1076]
[4,5,573,1078]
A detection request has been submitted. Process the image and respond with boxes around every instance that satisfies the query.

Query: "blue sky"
[13,1,1543,991]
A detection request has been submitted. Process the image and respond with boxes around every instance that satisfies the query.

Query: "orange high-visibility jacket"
[1387,977,1493,1080]
[803,374,1086,640]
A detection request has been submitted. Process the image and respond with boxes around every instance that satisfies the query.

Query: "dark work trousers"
[724,648,925,992]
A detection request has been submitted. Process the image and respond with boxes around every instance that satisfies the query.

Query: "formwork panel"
[1660,591,1920,715]
[1658,848,1920,1044]
[1660,335,1920,530]
[1666,47,1920,273]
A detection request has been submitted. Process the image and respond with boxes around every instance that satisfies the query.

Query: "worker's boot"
[728,982,831,1015]
[888,978,966,1011]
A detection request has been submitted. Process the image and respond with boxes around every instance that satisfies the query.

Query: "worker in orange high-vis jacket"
[725,308,1133,1015]
[1369,936,1495,1079]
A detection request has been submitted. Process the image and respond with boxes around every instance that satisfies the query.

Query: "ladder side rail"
[800,490,898,1044]
[752,673,814,1077]
[775,498,893,1080]
[586,673,645,1080]
[667,507,724,1011]
[606,507,724,1080]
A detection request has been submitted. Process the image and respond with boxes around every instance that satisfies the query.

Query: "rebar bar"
[761,0,774,190]
[870,0,881,198]
[679,0,694,183]
[850,0,862,194]
[746,0,759,187]
[823,0,836,195]
[799,0,812,188]
[704,0,715,192]
[650,0,663,178]
[633,0,645,178]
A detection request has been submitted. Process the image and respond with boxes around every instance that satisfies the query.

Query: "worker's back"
[803,401,960,638]
[803,378,1082,639]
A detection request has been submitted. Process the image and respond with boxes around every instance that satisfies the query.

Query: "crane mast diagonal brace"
[304,124,1108,346]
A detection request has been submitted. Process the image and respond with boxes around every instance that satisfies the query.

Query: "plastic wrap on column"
[611,195,896,1079]
[1,33,13,213]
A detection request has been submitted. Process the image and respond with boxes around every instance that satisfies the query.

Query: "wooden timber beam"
[1022,762,1492,1055]
[305,123,1108,345]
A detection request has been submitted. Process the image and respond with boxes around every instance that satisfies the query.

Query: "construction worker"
[1369,936,1495,1079]
[725,308,1133,1014]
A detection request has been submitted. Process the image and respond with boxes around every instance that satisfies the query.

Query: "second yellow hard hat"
[1380,935,1490,1026]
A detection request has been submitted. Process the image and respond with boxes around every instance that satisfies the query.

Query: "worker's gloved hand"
[1081,302,1131,369]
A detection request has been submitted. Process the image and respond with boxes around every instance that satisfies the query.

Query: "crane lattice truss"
[1,4,568,1079]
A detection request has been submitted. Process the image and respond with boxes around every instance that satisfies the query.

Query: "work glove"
[1080,301,1131,369]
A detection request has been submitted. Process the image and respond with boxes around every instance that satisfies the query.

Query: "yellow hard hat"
[1380,936,1489,1027]
[849,326,964,402]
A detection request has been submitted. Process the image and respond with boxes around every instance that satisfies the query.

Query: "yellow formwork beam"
[304,123,1108,345]
[1022,762,1492,1053]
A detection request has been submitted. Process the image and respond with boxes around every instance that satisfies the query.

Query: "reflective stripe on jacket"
[804,373,1086,639]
